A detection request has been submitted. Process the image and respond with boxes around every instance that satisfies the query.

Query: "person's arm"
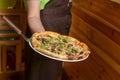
[27,0,45,33]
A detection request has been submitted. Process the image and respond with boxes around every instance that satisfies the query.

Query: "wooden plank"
[111,0,120,4]
[71,13,120,63]
[71,7,120,46]
[72,13,120,70]
[0,40,21,45]
[68,27,120,80]
[67,30,120,80]
[73,0,120,29]
[71,5,120,32]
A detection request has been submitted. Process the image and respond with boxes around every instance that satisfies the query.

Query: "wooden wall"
[64,0,120,80]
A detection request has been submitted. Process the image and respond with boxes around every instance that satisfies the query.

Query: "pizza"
[30,31,90,60]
